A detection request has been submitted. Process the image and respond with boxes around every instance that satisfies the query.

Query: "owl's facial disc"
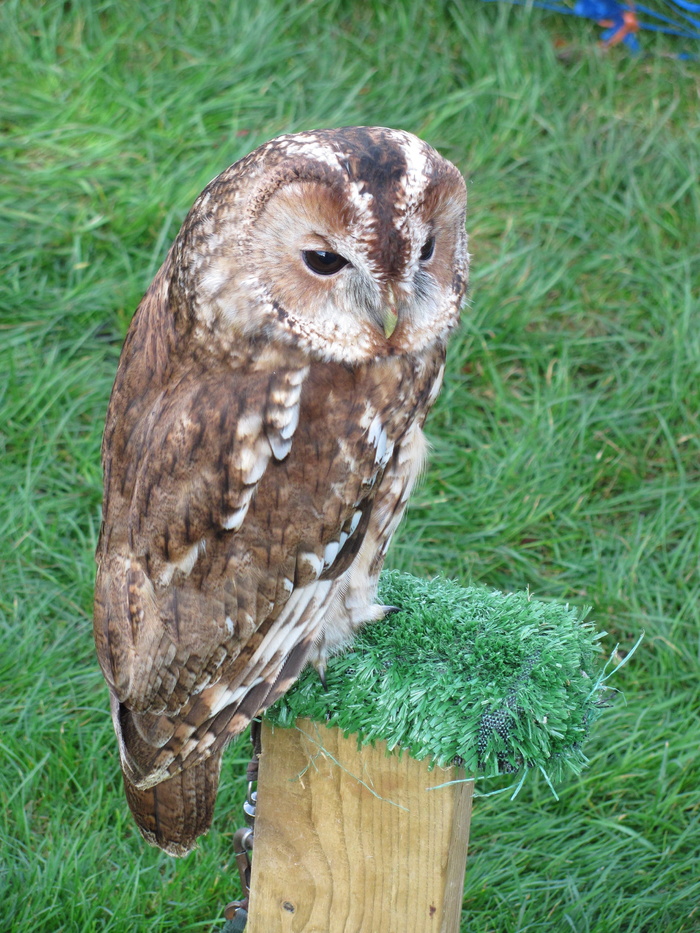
[195,128,468,363]
[241,175,462,361]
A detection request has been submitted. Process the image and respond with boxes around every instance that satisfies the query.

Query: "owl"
[94,126,469,856]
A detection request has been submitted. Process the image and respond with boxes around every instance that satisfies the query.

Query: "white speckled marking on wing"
[265,367,309,461]
[222,505,248,531]
[366,411,395,469]
[323,540,340,569]
[298,551,323,578]
[238,437,269,484]
[157,539,206,587]
[248,578,335,671]
[426,362,446,406]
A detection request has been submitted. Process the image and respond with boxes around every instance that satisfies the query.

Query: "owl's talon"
[381,605,402,617]
[315,664,329,691]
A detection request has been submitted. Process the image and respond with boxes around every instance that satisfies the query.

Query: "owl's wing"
[94,357,309,719]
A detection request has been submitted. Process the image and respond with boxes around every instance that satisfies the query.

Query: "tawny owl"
[94,126,468,856]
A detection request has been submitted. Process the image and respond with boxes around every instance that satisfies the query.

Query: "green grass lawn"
[2,1,698,930]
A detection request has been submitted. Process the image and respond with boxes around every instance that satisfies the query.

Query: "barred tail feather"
[115,620,318,855]
[122,750,223,857]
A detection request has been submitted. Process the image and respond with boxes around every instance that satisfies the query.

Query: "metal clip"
[224,826,254,927]
[235,825,254,891]
[243,781,257,827]
[222,725,261,931]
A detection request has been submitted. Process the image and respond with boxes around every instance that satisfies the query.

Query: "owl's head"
[174,127,469,364]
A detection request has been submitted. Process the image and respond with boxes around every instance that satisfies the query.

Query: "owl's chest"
[309,351,441,430]
[248,351,443,524]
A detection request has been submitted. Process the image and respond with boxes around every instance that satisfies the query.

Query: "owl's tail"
[121,751,223,857]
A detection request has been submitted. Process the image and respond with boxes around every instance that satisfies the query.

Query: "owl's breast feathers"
[94,273,445,853]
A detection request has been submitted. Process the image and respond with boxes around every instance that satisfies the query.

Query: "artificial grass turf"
[269,571,609,784]
[2,1,699,931]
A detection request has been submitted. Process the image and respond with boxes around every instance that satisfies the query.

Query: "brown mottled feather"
[94,126,468,854]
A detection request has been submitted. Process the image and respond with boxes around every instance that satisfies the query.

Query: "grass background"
[1,1,698,930]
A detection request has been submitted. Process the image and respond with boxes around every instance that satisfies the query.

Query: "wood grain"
[246,718,473,933]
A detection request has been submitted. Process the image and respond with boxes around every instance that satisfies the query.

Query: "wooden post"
[246,718,473,933]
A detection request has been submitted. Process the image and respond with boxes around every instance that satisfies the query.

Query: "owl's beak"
[380,284,401,340]
[382,306,399,340]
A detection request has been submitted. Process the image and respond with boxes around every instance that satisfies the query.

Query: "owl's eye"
[419,236,435,262]
[302,249,349,276]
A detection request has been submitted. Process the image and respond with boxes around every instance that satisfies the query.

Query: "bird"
[94,125,469,856]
